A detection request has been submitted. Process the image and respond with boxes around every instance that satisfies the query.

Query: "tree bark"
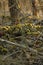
[31,0,37,16]
[8,0,19,24]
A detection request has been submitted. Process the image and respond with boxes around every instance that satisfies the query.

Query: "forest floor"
[0,19,43,65]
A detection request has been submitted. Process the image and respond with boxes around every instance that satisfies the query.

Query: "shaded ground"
[0,19,43,65]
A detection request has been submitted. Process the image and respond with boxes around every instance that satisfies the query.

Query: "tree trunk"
[31,0,37,16]
[8,0,19,24]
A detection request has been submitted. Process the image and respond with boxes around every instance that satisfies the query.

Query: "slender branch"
[2,51,20,61]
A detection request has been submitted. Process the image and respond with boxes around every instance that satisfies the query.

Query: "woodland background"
[0,0,43,65]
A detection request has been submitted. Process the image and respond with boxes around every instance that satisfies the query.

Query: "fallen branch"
[0,38,43,59]
[2,51,20,61]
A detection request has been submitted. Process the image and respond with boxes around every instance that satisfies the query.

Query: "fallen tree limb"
[0,38,43,61]
[0,38,43,57]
